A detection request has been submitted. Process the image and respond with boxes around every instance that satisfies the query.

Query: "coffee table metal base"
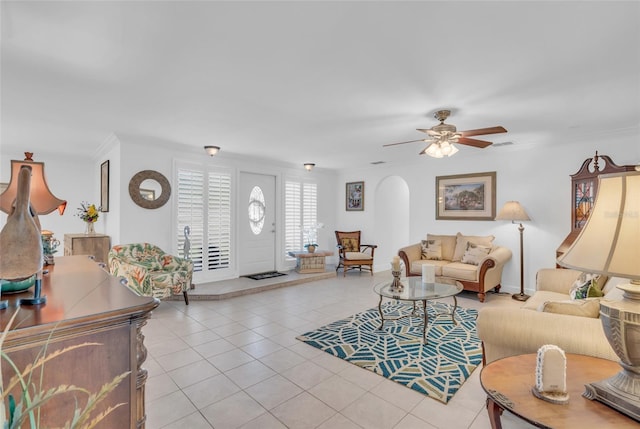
[376,295,458,343]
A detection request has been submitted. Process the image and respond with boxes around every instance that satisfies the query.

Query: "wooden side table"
[288,250,333,273]
[64,233,111,264]
[480,353,637,429]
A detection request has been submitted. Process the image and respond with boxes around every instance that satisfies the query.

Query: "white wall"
[335,135,639,296]
[2,133,637,290]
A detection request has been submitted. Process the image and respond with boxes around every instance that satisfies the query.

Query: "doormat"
[297,301,482,404]
[244,271,287,280]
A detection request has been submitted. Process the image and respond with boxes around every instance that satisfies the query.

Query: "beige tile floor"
[145,272,536,429]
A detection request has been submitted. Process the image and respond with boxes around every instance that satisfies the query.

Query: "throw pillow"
[426,234,457,261]
[539,299,601,318]
[453,233,495,261]
[569,273,605,299]
[461,242,492,265]
[421,239,442,260]
[341,238,359,252]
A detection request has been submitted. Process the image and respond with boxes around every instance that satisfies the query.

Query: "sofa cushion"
[410,259,448,276]
[453,233,495,261]
[341,238,359,252]
[570,273,605,299]
[442,262,478,281]
[421,239,442,260]
[523,291,570,311]
[461,242,492,265]
[539,299,601,318]
[427,234,457,261]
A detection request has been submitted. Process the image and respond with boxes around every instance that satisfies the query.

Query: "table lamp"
[495,201,531,301]
[557,170,640,420]
[0,153,67,306]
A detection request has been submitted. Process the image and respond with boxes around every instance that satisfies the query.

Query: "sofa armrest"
[477,306,617,364]
[474,246,512,291]
[536,268,583,294]
[485,246,512,267]
[398,243,421,277]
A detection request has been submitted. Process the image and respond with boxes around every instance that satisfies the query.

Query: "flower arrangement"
[76,202,100,223]
[303,222,324,249]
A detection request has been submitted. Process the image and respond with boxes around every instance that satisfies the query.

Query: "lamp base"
[584,372,640,421]
[512,292,530,301]
[589,286,640,422]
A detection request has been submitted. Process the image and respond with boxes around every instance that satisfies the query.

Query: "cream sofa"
[398,233,512,302]
[477,268,623,364]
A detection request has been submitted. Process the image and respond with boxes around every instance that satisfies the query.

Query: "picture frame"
[436,171,496,220]
[346,181,365,211]
[100,160,110,212]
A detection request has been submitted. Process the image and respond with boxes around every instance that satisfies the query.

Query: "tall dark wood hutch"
[556,152,636,265]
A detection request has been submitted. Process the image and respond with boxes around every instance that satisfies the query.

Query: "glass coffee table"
[373,277,463,343]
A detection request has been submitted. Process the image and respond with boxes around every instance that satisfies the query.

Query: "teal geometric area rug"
[296,301,482,404]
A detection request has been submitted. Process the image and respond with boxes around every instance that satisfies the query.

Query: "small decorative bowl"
[1,275,36,294]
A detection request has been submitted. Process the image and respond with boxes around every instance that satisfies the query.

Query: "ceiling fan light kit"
[384,109,507,158]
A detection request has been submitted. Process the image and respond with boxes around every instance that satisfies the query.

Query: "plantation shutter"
[177,168,205,272]
[207,171,231,270]
[285,180,317,257]
[285,181,302,254]
[177,165,232,277]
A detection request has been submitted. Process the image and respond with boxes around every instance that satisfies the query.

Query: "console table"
[0,255,159,428]
[64,233,111,263]
[480,353,637,428]
[288,250,333,273]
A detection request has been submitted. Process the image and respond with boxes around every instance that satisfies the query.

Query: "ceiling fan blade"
[383,139,426,147]
[459,126,507,137]
[457,137,493,148]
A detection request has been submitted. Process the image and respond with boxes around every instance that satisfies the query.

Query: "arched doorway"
[374,176,410,272]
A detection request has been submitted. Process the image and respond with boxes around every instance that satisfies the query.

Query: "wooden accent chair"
[335,230,377,277]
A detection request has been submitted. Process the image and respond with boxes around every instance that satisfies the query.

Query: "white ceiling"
[2,1,639,170]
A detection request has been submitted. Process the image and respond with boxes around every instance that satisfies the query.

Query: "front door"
[239,172,276,276]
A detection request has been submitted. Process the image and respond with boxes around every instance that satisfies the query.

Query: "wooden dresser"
[64,233,111,263]
[0,256,159,428]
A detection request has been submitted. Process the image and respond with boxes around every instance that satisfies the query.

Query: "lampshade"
[495,201,531,222]
[557,171,640,280]
[204,146,220,156]
[423,141,459,158]
[0,154,66,215]
[304,163,315,171]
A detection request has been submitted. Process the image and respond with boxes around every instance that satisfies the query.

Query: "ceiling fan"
[383,110,507,158]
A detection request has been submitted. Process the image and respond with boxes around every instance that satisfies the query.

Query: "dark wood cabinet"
[556,152,636,264]
[0,256,158,428]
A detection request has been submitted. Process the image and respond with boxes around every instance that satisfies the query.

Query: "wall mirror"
[128,170,171,209]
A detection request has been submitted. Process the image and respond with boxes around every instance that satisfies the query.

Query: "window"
[248,186,266,235]
[177,165,232,279]
[285,180,317,255]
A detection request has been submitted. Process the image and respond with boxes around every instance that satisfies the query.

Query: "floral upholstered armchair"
[108,243,192,304]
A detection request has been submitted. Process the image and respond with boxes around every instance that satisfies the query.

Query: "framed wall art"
[346,181,364,211]
[436,171,496,220]
[100,160,110,212]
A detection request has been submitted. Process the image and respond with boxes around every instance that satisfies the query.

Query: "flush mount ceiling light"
[204,146,220,156]
[304,163,315,171]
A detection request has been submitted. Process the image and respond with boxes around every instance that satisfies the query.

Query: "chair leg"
[183,290,190,305]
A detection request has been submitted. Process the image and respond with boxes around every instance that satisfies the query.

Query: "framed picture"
[346,181,364,211]
[436,171,496,220]
[100,160,110,212]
